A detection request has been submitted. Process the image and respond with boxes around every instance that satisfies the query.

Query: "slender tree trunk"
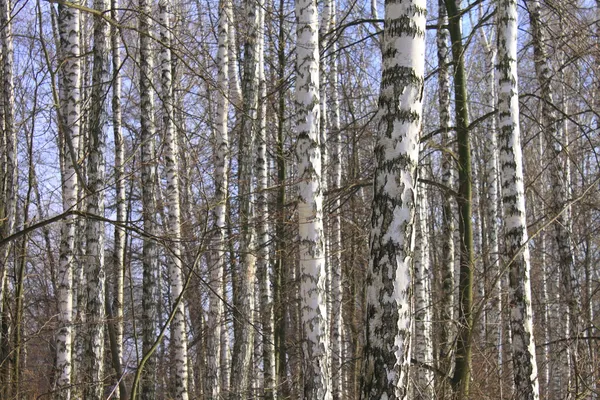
[206,0,230,395]
[444,1,475,396]
[414,177,434,399]
[230,0,259,392]
[158,1,190,397]
[228,6,242,108]
[139,0,159,396]
[497,1,540,398]
[110,1,127,398]
[83,0,110,397]
[329,3,343,397]
[256,0,276,396]
[55,2,81,398]
[295,0,331,396]
[527,3,580,395]
[360,1,426,398]
[273,0,289,394]
[435,3,455,394]
[0,0,16,394]
[480,26,503,392]
[319,2,332,373]
[12,57,38,400]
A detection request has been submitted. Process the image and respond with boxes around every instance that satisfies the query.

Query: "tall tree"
[109,0,127,397]
[435,2,455,394]
[230,0,259,392]
[329,1,343,397]
[497,0,540,398]
[360,0,426,398]
[295,0,331,395]
[139,0,159,396]
[206,0,230,395]
[84,0,110,396]
[444,0,475,395]
[527,2,580,395]
[159,0,190,397]
[0,0,16,394]
[54,2,81,398]
[414,177,434,399]
[478,18,502,387]
[256,0,276,396]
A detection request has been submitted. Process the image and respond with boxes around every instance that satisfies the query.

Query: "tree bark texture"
[360,1,426,398]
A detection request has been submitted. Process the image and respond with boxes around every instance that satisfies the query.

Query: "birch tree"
[84,0,110,396]
[295,0,331,395]
[329,2,343,397]
[109,0,127,397]
[478,19,502,384]
[230,0,259,392]
[435,2,455,392]
[159,1,190,397]
[206,0,230,395]
[361,0,426,398]
[256,0,277,396]
[54,2,81,398]
[0,0,16,395]
[139,0,159,396]
[497,0,540,398]
[527,2,580,394]
[414,177,434,399]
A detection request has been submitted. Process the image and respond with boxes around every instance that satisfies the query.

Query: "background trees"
[0,0,598,399]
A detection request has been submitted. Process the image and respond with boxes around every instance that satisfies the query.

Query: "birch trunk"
[295,0,331,396]
[110,1,126,397]
[0,0,16,394]
[319,1,331,361]
[228,6,242,108]
[527,3,580,394]
[497,1,540,398]
[55,3,81,398]
[139,0,159,396]
[159,1,190,397]
[414,178,434,399]
[230,0,259,392]
[84,0,110,396]
[256,0,276,396]
[329,3,343,397]
[436,2,455,391]
[206,0,229,395]
[360,1,426,398]
[480,28,502,384]
[274,0,289,391]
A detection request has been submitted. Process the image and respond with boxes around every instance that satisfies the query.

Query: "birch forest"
[1,0,600,398]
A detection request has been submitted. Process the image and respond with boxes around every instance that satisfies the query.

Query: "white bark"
[206,0,229,395]
[480,26,502,379]
[414,179,434,399]
[55,3,81,398]
[329,2,343,398]
[0,0,16,395]
[361,1,426,398]
[228,6,242,108]
[139,0,159,396]
[110,0,125,395]
[528,3,580,395]
[295,0,331,396]
[159,1,190,397]
[436,1,455,383]
[256,0,276,396]
[497,1,539,398]
[84,0,110,396]
[230,0,259,393]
